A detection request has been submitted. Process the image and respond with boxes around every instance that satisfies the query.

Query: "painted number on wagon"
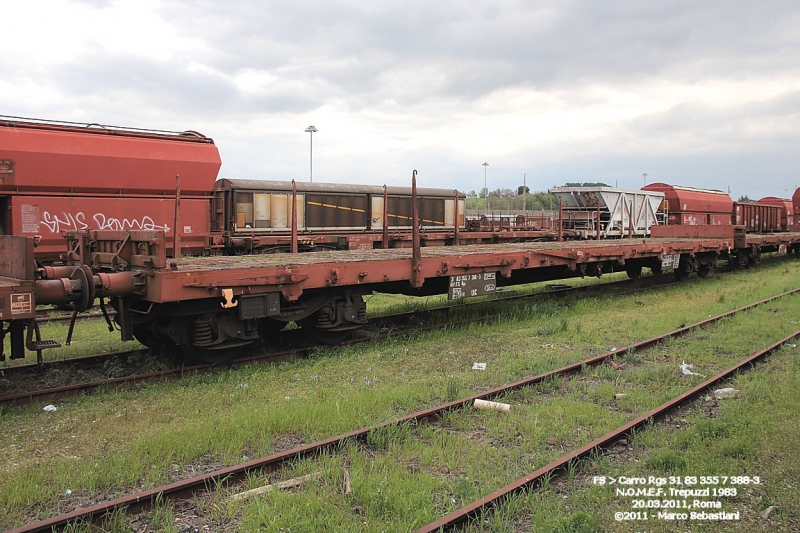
[448,272,497,300]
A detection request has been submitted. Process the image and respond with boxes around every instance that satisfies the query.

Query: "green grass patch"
[0,256,798,530]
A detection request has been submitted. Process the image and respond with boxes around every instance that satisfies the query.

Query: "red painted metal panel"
[793,188,800,220]
[0,120,220,195]
[643,182,732,223]
[681,213,709,225]
[650,224,735,239]
[757,197,794,231]
[733,202,781,233]
[9,196,210,260]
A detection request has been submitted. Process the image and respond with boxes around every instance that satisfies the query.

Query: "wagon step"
[28,339,61,350]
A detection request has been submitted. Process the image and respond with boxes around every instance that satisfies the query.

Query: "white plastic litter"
[680,361,705,377]
[43,404,57,412]
[761,505,777,519]
[474,399,511,413]
[784,343,797,348]
[63,489,72,497]
[472,362,486,370]
[713,388,739,399]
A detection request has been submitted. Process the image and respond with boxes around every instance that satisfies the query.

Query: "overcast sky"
[3,0,800,199]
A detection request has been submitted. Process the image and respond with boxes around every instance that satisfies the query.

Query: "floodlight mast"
[305,125,318,182]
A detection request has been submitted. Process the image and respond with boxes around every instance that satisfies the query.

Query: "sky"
[3,0,800,200]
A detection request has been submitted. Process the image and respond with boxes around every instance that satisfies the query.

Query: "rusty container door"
[305,193,365,230]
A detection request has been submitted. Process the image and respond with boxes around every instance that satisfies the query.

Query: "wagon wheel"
[674,269,689,281]
[258,318,285,339]
[132,321,167,351]
[697,264,713,278]
[181,341,248,364]
[257,318,286,350]
[649,263,663,277]
[298,317,353,345]
[625,264,642,279]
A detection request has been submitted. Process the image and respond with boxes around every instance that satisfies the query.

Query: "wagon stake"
[411,170,422,288]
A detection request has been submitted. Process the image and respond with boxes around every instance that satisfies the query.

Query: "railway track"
[416,329,800,532]
[1,274,682,406]
[8,287,797,533]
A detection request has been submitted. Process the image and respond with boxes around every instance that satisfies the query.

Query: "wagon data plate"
[448,272,497,300]
[661,253,681,270]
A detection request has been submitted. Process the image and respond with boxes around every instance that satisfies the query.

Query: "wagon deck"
[151,233,800,304]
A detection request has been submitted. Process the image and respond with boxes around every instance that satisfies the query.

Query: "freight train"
[1,117,568,263]
[552,183,798,238]
[2,116,800,364]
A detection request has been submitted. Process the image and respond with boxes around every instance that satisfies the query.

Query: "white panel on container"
[295,194,306,229]
[371,196,385,229]
[271,194,288,228]
[444,199,454,227]
[254,194,271,221]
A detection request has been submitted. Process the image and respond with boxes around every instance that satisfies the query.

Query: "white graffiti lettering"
[41,211,170,234]
[41,211,88,233]
[92,213,169,233]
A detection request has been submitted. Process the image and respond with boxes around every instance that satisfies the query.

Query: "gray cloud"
[3,0,800,198]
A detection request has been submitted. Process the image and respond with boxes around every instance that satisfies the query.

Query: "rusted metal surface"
[453,189,460,245]
[415,328,800,532]
[291,180,298,254]
[382,185,389,249]
[152,233,799,304]
[0,235,35,280]
[557,197,563,242]
[411,170,422,288]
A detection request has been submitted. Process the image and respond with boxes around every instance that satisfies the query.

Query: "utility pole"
[482,162,489,215]
[523,173,527,212]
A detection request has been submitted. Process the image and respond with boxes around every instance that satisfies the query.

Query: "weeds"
[2,257,800,530]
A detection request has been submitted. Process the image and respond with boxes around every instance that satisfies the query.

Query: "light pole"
[642,172,648,187]
[523,173,527,213]
[482,162,489,215]
[305,125,318,182]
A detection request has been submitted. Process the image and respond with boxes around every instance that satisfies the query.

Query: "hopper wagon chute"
[549,186,666,238]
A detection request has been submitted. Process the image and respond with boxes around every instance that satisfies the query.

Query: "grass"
[0,317,144,367]
[0,256,799,531]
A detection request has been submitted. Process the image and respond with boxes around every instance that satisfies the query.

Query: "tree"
[737,195,754,202]
[517,185,530,196]
[467,190,477,198]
